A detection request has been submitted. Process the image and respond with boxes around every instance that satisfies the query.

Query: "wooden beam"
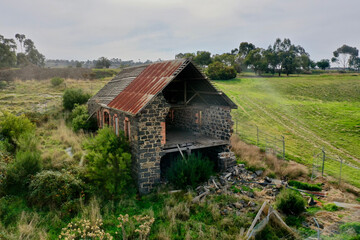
[186,93,198,105]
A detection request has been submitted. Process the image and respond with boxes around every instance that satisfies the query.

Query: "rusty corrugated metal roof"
[108,59,186,115]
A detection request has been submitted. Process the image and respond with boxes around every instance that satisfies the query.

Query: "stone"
[255,170,264,176]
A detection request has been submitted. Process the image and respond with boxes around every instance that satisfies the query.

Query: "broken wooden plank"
[245,200,268,238]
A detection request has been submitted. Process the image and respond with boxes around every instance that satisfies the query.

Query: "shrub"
[0,112,35,150]
[288,180,322,191]
[71,104,97,132]
[275,188,306,215]
[205,62,237,80]
[166,153,214,189]
[29,170,83,209]
[340,222,360,236]
[5,149,42,194]
[62,88,91,111]
[84,127,132,196]
[60,218,112,240]
[323,203,339,212]
[50,77,64,87]
[0,81,7,89]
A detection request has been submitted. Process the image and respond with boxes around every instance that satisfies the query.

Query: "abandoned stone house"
[88,59,237,194]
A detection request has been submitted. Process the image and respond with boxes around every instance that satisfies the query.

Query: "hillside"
[215,73,360,187]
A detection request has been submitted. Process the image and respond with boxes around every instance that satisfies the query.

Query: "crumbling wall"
[168,105,233,140]
[134,93,171,194]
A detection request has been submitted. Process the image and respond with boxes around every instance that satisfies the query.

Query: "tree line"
[176,39,360,79]
[0,34,45,68]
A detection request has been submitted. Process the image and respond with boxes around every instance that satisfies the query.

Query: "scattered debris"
[65,147,73,157]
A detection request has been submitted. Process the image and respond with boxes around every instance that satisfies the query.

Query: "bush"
[205,62,237,80]
[62,88,91,111]
[0,112,35,150]
[84,127,132,196]
[29,170,83,209]
[50,77,64,87]
[288,180,322,191]
[71,104,97,132]
[275,188,306,215]
[0,81,7,89]
[166,153,214,189]
[5,149,42,194]
[324,203,339,212]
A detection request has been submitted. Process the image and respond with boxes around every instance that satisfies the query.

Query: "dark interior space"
[160,146,226,179]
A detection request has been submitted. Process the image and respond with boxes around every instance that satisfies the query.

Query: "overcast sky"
[1,0,359,62]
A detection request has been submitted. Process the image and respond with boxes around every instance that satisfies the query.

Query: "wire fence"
[234,119,360,187]
[233,120,285,160]
[311,148,360,187]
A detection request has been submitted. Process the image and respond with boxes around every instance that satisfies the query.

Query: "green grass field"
[214,73,360,187]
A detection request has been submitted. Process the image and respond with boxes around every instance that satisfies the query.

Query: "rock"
[219,177,226,186]
[264,177,272,183]
[238,164,245,169]
[248,201,256,207]
[234,202,243,209]
[255,170,263,176]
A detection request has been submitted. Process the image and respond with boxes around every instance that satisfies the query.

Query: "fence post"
[256,126,259,146]
[339,158,343,185]
[236,119,238,135]
[321,147,325,177]
[282,136,285,160]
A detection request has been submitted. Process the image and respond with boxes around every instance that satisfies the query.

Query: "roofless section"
[162,62,237,108]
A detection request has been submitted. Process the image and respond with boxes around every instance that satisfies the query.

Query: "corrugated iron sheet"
[108,59,185,115]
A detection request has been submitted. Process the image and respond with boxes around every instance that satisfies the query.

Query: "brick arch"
[103,109,110,126]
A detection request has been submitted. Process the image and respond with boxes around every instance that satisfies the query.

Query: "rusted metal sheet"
[108,59,185,115]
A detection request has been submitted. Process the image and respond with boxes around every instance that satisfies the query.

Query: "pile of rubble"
[193,163,284,205]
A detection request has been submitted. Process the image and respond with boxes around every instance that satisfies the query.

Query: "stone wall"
[168,105,233,140]
[133,93,170,194]
[95,96,233,194]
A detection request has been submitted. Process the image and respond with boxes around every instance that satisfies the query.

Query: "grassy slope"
[214,74,360,187]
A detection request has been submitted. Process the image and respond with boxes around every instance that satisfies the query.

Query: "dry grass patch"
[231,135,308,179]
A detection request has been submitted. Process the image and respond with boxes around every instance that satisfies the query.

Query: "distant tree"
[299,54,312,71]
[75,61,82,68]
[205,61,237,80]
[23,38,45,67]
[15,33,26,52]
[244,48,268,75]
[316,59,330,70]
[238,42,256,58]
[175,52,195,59]
[16,53,28,67]
[193,51,212,66]
[95,57,111,69]
[271,38,309,76]
[349,56,360,71]
[0,35,17,68]
[331,44,359,70]
[213,53,242,73]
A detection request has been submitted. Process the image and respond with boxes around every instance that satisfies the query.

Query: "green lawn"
[214,73,360,187]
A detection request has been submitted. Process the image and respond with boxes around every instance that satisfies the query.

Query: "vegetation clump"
[29,170,83,209]
[275,188,306,215]
[62,88,91,111]
[0,111,35,151]
[323,203,339,212]
[166,153,214,189]
[5,149,42,194]
[71,104,97,132]
[206,61,237,80]
[84,127,132,196]
[50,77,64,87]
[288,180,322,191]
